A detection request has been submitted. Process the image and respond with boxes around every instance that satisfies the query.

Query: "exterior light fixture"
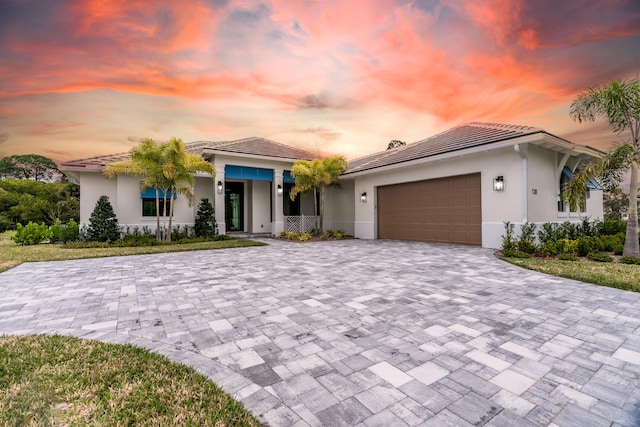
[217,181,223,194]
[360,192,367,202]
[277,184,283,196]
[493,176,504,191]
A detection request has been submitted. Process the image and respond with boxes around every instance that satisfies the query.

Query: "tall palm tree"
[565,78,640,257]
[104,138,215,242]
[161,138,215,240]
[290,156,347,233]
[104,138,166,241]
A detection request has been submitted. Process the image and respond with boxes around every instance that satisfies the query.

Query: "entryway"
[225,182,244,232]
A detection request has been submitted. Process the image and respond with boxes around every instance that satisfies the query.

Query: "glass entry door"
[225,182,244,231]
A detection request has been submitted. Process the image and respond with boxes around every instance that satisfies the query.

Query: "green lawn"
[0,231,266,273]
[502,257,640,292]
[0,334,261,426]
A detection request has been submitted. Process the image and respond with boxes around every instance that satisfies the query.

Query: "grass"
[0,232,266,273]
[0,334,261,426]
[503,257,640,292]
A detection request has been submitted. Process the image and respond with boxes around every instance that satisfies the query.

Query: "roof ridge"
[466,122,542,132]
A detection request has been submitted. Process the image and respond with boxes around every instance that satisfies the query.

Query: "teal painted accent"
[562,167,603,190]
[225,165,274,181]
[284,170,295,183]
[140,187,176,199]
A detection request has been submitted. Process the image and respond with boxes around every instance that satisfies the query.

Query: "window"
[559,167,587,213]
[142,198,171,216]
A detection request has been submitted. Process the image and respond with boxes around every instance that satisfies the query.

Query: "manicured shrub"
[517,222,537,254]
[502,248,531,258]
[558,253,578,261]
[86,196,121,242]
[61,219,80,243]
[580,217,599,237]
[501,222,516,251]
[620,256,640,265]
[213,234,231,241]
[559,221,580,240]
[12,221,52,245]
[320,229,335,240]
[297,232,312,242]
[576,236,604,257]
[334,230,345,239]
[537,222,559,245]
[171,225,192,241]
[587,252,613,263]
[540,241,559,257]
[556,239,578,255]
[194,198,218,238]
[600,234,624,252]
[49,218,64,243]
[601,219,627,236]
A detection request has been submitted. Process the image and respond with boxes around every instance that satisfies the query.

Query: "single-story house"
[61,122,604,249]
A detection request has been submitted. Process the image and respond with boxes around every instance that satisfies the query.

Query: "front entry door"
[225,182,244,231]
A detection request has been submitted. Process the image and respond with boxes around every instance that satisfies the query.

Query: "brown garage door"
[377,173,482,245]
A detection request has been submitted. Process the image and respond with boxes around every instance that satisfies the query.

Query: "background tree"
[0,154,61,181]
[387,140,406,150]
[565,78,639,257]
[0,179,79,231]
[104,137,215,242]
[194,198,218,238]
[603,188,630,221]
[290,156,347,233]
[86,195,120,242]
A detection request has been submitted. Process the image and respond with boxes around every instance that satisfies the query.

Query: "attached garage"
[377,173,482,245]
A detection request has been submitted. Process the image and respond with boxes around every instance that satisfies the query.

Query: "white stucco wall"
[251,180,272,233]
[79,172,117,226]
[194,176,216,211]
[323,179,355,235]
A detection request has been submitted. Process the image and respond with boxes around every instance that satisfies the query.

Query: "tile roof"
[61,137,315,169]
[344,122,545,175]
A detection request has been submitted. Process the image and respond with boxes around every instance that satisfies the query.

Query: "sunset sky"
[1,0,639,164]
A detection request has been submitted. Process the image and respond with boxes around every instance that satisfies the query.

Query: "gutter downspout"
[514,144,528,223]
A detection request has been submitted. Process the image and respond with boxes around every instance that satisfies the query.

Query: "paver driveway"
[1,239,639,426]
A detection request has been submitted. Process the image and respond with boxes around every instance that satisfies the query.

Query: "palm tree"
[290,156,347,233]
[565,78,640,257]
[161,138,215,240]
[104,138,215,242]
[104,138,166,241]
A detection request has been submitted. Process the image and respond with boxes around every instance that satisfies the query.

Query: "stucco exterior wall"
[251,180,272,233]
[194,176,216,211]
[323,179,355,235]
[79,172,117,226]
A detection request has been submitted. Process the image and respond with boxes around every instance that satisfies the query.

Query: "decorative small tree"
[86,196,121,242]
[194,198,218,238]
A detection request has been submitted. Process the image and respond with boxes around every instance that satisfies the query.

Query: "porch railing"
[285,215,319,233]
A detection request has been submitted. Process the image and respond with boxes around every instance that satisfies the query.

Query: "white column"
[273,168,284,235]
[214,162,226,234]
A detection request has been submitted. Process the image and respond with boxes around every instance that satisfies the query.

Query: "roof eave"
[204,149,309,163]
[341,131,600,178]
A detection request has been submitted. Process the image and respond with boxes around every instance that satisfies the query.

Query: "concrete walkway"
[1,239,639,426]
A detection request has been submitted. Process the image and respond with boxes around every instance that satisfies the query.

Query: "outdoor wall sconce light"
[360,192,367,202]
[493,176,504,191]
[217,181,223,194]
[277,184,283,196]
